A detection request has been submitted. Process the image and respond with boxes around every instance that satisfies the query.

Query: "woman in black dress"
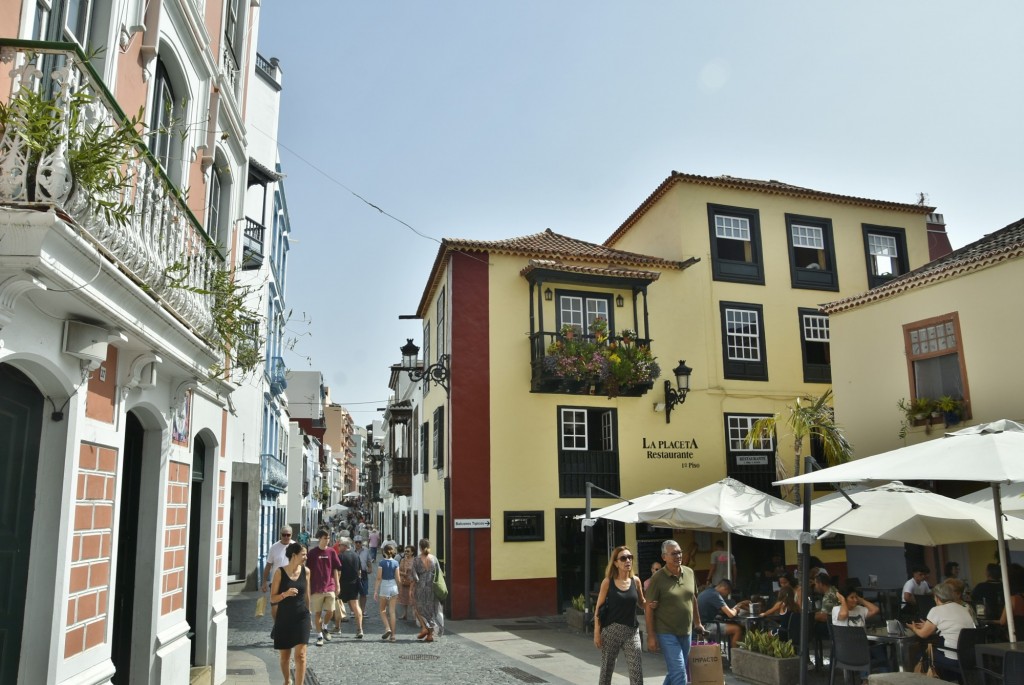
[271,542,311,685]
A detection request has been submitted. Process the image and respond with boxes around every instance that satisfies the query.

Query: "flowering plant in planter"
[544,318,660,397]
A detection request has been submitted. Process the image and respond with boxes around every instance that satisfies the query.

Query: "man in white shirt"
[260,525,293,619]
[902,566,931,608]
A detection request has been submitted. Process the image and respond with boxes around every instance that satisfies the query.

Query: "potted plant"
[898,397,937,439]
[544,319,660,398]
[937,395,964,426]
[731,629,801,685]
[564,593,588,632]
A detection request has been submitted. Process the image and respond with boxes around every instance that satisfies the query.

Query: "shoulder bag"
[432,557,448,601]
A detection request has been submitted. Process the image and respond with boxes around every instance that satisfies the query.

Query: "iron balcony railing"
[270,356,287,395]
[0,40,219,339]
[242,217,265,269]
[260,452,288,493]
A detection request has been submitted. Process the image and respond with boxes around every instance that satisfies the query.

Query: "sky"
[254,1,1024,422]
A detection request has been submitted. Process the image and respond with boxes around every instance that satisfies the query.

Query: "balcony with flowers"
[533,318,660,398]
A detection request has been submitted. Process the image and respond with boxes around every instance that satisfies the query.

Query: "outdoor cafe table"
[866,626,918,672]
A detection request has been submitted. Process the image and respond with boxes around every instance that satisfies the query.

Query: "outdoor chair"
[954,627,983,685]
[829,623,872,685]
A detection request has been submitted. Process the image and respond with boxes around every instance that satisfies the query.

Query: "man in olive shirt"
[645,539,706,685]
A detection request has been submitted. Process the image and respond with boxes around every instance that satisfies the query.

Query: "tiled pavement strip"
[226,585,832,685]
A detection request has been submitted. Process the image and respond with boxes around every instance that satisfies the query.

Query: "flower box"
[730,648,802,685]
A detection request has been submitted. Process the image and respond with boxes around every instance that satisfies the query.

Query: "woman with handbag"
[593,546,646,685]
[411,538,441,642]
[907,580,976,681]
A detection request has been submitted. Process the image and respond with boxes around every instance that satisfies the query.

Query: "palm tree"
[744,389,853,504]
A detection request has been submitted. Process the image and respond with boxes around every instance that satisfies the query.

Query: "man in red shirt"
[307,530,342,646]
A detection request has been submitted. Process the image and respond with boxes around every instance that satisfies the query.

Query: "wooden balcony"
[389,457,411,496]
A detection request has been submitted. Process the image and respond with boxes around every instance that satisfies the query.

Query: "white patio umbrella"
[574,488,686,523]
[325,503,349,516]
[775,419,1024,643]
[740,481,1024,545]
[637,477,802,570]
[959,481,1024,517]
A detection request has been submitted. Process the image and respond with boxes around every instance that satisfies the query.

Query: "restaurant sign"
[735,454,769,466]
[642,437,701,469]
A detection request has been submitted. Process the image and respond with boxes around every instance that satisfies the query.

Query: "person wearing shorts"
[336,537,364,638]
[374,544,402,641]
[307,530,341,646]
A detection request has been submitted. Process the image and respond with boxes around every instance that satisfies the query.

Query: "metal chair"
[828,623,872,685]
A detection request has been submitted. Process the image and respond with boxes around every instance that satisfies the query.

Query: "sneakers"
[381,630,392,641]
[322,629,331,642]
[355,631,364,639]
[315,636,324,647]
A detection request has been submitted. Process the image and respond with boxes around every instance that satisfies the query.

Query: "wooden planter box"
[564,607,588,633]
[730,648,802,685]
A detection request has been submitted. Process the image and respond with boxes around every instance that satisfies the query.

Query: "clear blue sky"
[255,1,1023,420]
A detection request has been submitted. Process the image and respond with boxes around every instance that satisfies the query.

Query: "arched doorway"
[111,411,145,683]
[0,363,43,683]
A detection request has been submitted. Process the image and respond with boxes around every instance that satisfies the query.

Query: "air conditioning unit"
[63,320,108,370]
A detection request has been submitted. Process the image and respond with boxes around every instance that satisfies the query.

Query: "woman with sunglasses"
[594,546,646,685]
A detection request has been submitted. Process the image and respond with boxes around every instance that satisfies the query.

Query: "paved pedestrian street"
[226,585,835,685]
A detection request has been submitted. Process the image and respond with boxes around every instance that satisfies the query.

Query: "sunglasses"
[618,554,633,561]
[281,533,292,537]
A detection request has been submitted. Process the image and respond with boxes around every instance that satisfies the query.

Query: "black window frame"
[798,308,831,383]
[432,406,444,471]
[719,301,768,381]
[707,203,765,285]
[786,213,839,291]
[862,224,909,289]
[419,421,429,482]
[723,413,779,495]
[557,405,619,498]
[504,511,545,542]
[554,289,615,335]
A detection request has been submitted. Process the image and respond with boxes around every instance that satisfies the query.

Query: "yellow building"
[409,172,935,618]
[823,216,1024,589]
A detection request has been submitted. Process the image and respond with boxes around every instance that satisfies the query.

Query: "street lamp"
[399,338,451,396]
[663,360,693,424]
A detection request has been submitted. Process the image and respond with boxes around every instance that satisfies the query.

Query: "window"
[903,313,970,410]
[504,511,545,542]
[207,165,224,245]
[708,204,764,285]
[720,302,768,380]
[436,289,446,358]
[422,322,431,397]
[862,225,909,288]
[419,422,429,481]
[149,60,187,187]
[724,414,778,495]
[432,406,444,470]
[64,0,94,46]
[556,291,612,335]
[799,309,831,383]
[558,407,618,497]
[786,214,839,291]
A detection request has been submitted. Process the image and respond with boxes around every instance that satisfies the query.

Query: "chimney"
[926,213,953,261]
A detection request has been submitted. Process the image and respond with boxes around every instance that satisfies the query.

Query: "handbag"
[688,641,724,685]
[913,643,939,678]
[432,562,448,601]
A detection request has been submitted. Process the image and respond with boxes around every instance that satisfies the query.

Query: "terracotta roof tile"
[519,259,663,281]
[605,171,935,247]
[414,229,683,317]
[824,217,1024,313]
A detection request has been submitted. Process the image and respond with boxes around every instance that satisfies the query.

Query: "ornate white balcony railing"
[222,44,240,97]
[0,40,218,340]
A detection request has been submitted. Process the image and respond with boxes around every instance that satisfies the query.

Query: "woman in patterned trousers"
[594,545,646,685]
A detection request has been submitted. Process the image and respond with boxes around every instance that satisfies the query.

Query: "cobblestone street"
[226,585,835,685]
